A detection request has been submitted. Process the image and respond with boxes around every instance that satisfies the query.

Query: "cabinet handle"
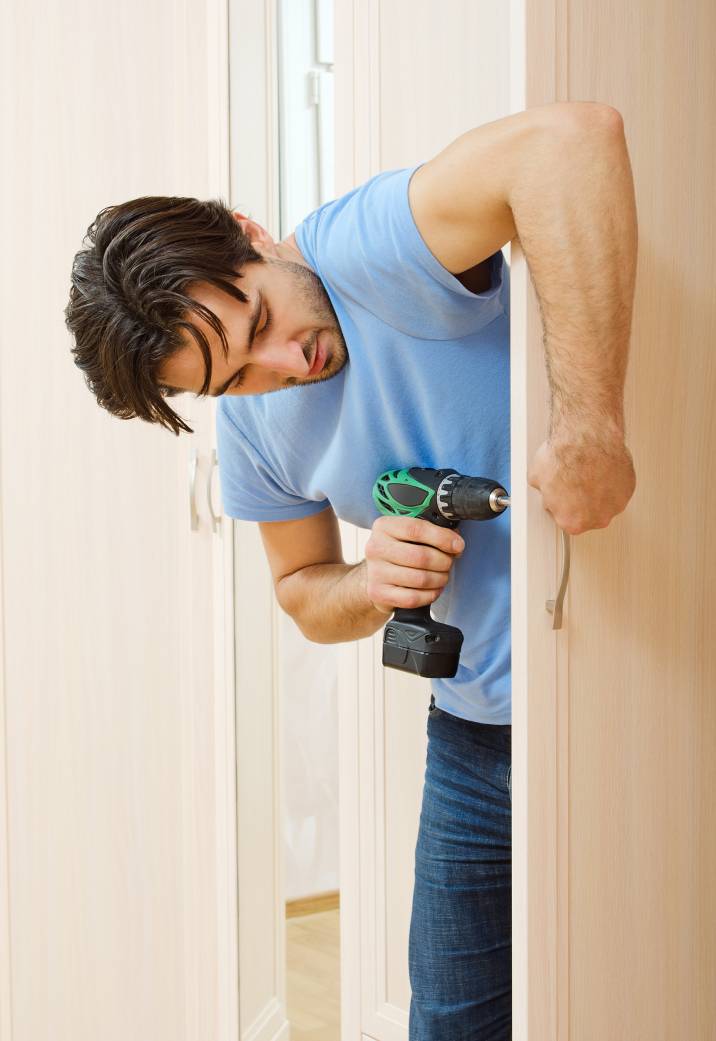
[546,529,570,629]
[207,449,221,534]
[189,448,200,531]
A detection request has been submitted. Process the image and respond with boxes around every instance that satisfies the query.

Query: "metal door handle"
[189,448,200,531]
[546,529,570,629]
[207,449,221,533]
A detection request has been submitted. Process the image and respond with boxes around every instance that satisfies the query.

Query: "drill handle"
[391,605,433,626]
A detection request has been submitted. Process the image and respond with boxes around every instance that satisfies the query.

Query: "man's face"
[158,228,349,399]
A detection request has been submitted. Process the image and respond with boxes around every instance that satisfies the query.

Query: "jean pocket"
[506,763,512,800]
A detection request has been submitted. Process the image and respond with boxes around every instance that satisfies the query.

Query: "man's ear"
[232,211,274,252]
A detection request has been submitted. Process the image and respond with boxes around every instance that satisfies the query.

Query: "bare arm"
[276,559,392,644]
[260,509,463,645]
[409,101,638,533]
[259,507,391,644]
[506,104,637,440]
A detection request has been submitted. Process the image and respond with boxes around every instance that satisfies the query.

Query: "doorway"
[276,1,342,1036]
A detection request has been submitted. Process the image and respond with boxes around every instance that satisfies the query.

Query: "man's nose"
[250,337,312,377]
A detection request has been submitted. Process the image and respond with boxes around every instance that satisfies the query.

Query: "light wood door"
[0,2,238,1039]
[335,2,716,1040]
[511,1,716,1039]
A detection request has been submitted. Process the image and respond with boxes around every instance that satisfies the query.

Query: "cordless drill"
[372,467,511,678]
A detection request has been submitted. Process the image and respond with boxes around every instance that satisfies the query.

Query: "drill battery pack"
[382,611,464,679]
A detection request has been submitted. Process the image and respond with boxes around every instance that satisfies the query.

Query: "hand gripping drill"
[371,467,511,678]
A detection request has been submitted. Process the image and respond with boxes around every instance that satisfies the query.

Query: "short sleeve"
[215,399,331,522]
[294,163,506,341]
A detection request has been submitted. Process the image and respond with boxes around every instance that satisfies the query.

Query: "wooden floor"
[285,908,341,1041]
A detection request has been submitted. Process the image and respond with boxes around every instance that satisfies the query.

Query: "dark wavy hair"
[64,196,264,436]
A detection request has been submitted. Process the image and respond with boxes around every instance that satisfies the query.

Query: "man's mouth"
[307,332,327,376]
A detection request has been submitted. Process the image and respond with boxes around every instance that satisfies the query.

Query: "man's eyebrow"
[209,289,263,397]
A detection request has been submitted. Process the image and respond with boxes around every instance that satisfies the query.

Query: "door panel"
[518,1,716,1038]
[337,2,716,1041]
[0,1,233,1038]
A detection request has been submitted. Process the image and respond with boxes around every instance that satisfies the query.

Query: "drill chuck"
[436,473,509,522]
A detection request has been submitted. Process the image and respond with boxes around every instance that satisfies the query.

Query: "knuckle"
[404,520,422,542]
[365,537,378,559]
[405,543,427,568]
[373,516,394,539]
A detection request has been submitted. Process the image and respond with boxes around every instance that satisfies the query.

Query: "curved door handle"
[207,449,221,534]
[546,529,570,630]
[189,448,200,531]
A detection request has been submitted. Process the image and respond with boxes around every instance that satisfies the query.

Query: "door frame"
[510,1,570,1038]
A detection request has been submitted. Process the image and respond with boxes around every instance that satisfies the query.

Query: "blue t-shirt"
[216,164,511,724]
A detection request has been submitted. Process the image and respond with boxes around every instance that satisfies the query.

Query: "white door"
[0,2,238,1039]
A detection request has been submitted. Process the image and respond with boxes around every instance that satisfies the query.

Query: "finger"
[369,583,445,612]
[375,534,459,573]
[378,562,451,591]
[375,515,463,555]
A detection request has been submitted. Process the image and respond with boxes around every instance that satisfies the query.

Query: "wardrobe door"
[0,2,237,1039]
[511,2,716,1039]
[334,3,512,1038]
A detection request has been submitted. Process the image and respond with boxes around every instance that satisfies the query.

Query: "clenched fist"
[528,427,636,535]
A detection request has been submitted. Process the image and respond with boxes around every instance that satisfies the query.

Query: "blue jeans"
[408,694,512,1040]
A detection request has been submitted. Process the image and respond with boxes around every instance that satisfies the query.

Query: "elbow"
[568,101,624,134]
[277,600,330,644]
[515,104,625,188]
[298,624,332,645]
[540,100,623,136]
[275,597,313,641]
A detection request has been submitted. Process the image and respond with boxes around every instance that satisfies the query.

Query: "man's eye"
[228,308,272,391]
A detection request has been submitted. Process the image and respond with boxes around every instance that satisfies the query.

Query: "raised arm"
[409,101,638,535]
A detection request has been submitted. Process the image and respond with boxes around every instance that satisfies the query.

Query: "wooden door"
[511,2,716,1039]
[0,2,238,1039]
[335,2,716,1040]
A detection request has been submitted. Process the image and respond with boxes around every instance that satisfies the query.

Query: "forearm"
[279,560,393,644]
[508,106,638,441]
